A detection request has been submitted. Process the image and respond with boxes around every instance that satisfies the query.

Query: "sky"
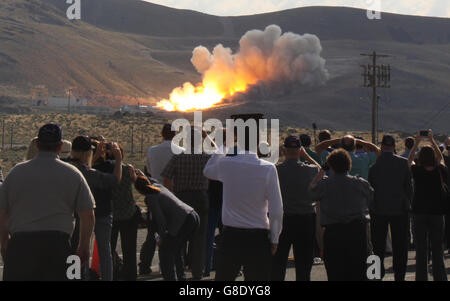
[143,0,450,18]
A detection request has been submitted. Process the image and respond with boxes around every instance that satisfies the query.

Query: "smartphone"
[106,143,112,151]
[420,130,429,137]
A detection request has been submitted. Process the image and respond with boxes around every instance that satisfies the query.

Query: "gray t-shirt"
[310,173,373,226]
[0,152,95,235]
[276,159,319,215]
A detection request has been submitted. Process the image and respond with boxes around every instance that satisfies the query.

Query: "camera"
[419,130,429,137]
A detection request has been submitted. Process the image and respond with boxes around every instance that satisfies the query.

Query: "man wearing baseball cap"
[271,136,321,281]
[368,135,413,281]
[0,123,95,281]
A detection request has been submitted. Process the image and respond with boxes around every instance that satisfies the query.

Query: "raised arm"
[111,143,123,183]
[315,138,340,157]
[300,147,321,169]
[408,135,420,168]
[203,148,226,181]
[428,130,445,166]
[310,169,326,192]
[357,139,381,157]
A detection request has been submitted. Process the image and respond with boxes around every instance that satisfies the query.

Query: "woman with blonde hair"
[25,137,39,161]
[70,136,123,281]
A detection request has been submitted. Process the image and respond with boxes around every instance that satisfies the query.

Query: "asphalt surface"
[1,228,449,281]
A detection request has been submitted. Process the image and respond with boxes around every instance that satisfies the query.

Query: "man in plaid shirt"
[162,128,210,280]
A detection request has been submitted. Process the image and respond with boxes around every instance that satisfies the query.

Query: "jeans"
[271,213,316,281]
[176,190,209,279]
[215,227,272,281]
[413,214,448,281]
[95,214,113,281]
[205,196,222,274]
[139,212,157,272]
[323,219,368,281]
[371,214,409,281]
[4,231,71,281]
[111,211,139,281]
[159,212,200,281]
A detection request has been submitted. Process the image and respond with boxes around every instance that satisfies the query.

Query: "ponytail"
[135,176,161,195]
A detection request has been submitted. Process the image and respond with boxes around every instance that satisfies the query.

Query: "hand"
[428,129,434,141]
[77,244,90,267]
[1,243,7,262]
[111,143,122,161]
[96,141,106,157]
[415,133,422,142]
[128,165,137,182]
[319,168,327,177]
[271,244,278,256]
[299,147,307,159]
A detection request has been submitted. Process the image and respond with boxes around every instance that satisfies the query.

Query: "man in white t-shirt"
[146,124,185,182]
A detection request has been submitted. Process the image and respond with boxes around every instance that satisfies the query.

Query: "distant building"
[120,104,154,113]
[32,97,88,107]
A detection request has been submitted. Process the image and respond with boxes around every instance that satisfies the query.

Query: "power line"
[422,100,450,129]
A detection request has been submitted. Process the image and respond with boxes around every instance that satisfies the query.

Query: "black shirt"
[411,164,448,215]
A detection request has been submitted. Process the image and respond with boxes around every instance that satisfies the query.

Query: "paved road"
[133,229,450,281]
[1,228,449,281]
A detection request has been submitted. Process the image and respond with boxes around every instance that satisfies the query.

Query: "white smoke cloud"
[191,24,329,91]
[156,24,329,111]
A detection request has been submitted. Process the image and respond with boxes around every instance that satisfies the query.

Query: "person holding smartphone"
[407,130,448,281]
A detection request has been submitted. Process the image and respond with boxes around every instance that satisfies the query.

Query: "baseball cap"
[381,135,396,147]
[72,136,95,152]
[60,140,72,159]
[38,123,62,144]
[284,136,301,149]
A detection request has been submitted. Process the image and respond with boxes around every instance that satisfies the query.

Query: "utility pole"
[67,88,71,114]
[130,125,134,155]
[312,123,318,147]
[360,51,391,144]
[1,120,4,150]
[10,125,13,149]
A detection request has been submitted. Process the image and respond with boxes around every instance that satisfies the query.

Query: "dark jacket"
[368,152,413,215]
[145,182,194,237]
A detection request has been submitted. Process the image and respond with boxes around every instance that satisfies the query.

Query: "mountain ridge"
[0,0,449,132]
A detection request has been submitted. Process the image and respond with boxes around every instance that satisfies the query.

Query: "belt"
[12,231,70,240]
[323,218,368,229]
[223,226,269,234]
[284,212,315,217]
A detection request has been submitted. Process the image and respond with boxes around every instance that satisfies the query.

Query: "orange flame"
[156,74,259,112]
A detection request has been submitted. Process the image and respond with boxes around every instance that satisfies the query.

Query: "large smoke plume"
[157,24,329,111]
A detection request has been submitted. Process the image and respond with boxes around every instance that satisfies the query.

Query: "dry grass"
[0,113,439,206]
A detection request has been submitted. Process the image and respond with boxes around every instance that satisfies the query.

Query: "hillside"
[0,0,449,132]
